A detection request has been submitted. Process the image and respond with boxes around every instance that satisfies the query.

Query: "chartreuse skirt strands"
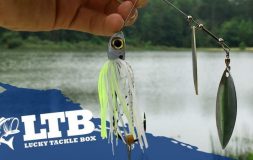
[98,32,148,153]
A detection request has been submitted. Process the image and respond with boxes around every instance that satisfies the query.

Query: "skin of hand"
[0,0,147,36]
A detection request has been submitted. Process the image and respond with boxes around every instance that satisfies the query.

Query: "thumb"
[67,7,124,36]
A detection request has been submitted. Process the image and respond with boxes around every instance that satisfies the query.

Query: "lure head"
[108,32,126,60]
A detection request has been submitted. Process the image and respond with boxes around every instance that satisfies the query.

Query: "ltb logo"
[0,109,95,150]
[21,110,95,141]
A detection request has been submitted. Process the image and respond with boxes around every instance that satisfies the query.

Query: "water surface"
[0,51,252,153]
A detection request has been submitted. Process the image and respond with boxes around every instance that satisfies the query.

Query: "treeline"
[0,0,253,49]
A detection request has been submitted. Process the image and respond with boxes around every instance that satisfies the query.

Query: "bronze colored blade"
[192,26,198,95]
[216,69,237,149]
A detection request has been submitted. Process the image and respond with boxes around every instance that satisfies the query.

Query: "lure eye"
[111,38,124,50]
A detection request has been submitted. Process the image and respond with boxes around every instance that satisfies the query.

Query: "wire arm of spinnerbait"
[197,23,230,57]
[162,0,237,150]
[162,0,231,56]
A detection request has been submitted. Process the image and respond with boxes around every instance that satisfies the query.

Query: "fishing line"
[123,0,139,27]
[162,0,187,17]
[162,0,230,55]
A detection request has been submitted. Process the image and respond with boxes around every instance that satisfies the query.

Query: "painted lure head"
[107,32,126,60]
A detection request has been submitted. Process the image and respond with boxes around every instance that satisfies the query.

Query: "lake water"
[0,50,252,154]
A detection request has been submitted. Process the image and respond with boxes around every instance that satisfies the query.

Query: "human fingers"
[121,0,148,8]
[0,0,56,31]
[116,1,136,20]
[92,0,138,28]
[68,7,124,36]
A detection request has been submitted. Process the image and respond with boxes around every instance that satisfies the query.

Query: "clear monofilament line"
[123,0,139,27]
[162,0,188,17]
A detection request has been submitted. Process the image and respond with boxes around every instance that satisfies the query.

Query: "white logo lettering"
[22,115,47,141]
[41,112,65,139]
[22,110,95,141]
[65,110,95,136]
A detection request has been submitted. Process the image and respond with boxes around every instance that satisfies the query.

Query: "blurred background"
[0,0,253,159]
[0,0,253,50]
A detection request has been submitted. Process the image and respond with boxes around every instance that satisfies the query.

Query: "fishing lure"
[216,55,237,149]
[191,25,198,95]
[162,0,237,149]
[98,32,148,154]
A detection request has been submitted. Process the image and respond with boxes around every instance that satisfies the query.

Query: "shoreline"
[0,41,252,53]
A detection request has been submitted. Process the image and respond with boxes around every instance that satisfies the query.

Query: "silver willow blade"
[216,66,237,149]
[191,26,198,95]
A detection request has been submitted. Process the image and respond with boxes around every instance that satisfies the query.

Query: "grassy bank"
[1,38,253,52]
[210,134,253,160]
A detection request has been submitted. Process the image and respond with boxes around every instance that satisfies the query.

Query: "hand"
[0,0,147,36]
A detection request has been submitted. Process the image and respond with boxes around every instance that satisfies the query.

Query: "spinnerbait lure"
[97,1,149,158]
[162,0,237,149]
[98,32,148,156]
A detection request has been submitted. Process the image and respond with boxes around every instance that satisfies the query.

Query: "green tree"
[220,19,253,47]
